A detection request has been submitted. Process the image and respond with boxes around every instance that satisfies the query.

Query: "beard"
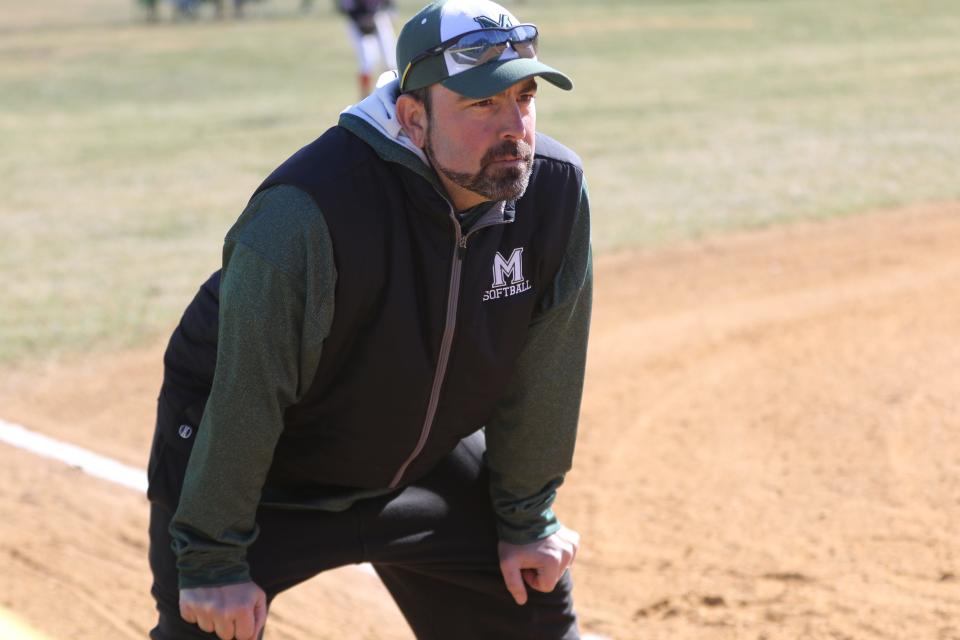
[425,135,534,203]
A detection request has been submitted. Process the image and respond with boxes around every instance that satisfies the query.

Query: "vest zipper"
[389,199,468,488]
[388,197,515,488]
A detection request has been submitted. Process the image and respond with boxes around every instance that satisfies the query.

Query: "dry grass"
[2,0,959,365]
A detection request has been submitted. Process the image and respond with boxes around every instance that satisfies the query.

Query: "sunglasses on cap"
[400,24,540,92]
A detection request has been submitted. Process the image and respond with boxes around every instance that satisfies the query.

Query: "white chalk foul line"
[0,607,51,640]
[0,418,378,578]
[0,419,610,637]
[0,419,148,493]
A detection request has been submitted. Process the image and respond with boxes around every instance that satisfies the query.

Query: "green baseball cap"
[397,0,573,98]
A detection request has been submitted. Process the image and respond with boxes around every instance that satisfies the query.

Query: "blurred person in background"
[140,0,160,21]
[214,0,249,19]
[140,0,254,21]
[147,0,591,638]
[173,0,202,19]
[337,0,398,97]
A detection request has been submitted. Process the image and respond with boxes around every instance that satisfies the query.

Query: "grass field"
[2,0,959,365]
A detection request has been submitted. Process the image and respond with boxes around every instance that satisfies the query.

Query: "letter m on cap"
[492,248,524,287]
[474,14,513,29]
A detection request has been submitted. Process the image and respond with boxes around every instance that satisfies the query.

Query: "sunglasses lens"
[511,25,536,41]
[447,25,539,65]
[448,31,508,64]
[511,26,538,58]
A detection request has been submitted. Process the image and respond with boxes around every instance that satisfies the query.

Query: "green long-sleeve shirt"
[171,141,592,591]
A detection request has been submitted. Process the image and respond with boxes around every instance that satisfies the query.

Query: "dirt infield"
[1,203,959,639]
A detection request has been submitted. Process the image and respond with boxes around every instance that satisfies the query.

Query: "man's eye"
[473,99,494,107]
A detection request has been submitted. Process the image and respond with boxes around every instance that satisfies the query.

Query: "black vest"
[154,126,583,498]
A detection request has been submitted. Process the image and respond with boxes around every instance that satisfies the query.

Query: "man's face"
[422,78,538,209]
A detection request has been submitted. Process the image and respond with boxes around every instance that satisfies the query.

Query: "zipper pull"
[457,235,468,259]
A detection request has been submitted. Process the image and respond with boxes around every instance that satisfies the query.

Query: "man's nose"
[499,103,527,140]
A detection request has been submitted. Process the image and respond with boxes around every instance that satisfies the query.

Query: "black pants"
[148,432,579,639]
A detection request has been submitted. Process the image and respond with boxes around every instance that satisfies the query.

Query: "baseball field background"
[2,0,959,638]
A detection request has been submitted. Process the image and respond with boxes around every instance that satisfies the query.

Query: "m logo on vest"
[483,247,532,302]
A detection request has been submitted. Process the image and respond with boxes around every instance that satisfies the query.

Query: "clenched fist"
[180,581,267,640]
[497,526,580,605]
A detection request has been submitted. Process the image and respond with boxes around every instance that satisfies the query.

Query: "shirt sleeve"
[170,185,336,588]
[484,179,593,544]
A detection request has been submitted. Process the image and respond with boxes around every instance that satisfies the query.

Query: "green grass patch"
[2,0,959,366]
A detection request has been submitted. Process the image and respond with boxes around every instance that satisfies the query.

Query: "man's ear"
[396,93,428,149]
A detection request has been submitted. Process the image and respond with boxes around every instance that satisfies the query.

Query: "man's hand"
[179,581,267,640]
[497,526,580,606]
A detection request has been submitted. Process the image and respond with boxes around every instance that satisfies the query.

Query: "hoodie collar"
[338,71,516,228]
[339,71,439,187]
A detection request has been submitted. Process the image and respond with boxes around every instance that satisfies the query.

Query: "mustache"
[481,139,534,167]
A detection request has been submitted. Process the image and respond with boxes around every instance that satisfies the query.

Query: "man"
[146,0,592,638]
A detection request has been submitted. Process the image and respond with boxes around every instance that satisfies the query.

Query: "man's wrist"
[496,516,561,546]
[177,565,252,590]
